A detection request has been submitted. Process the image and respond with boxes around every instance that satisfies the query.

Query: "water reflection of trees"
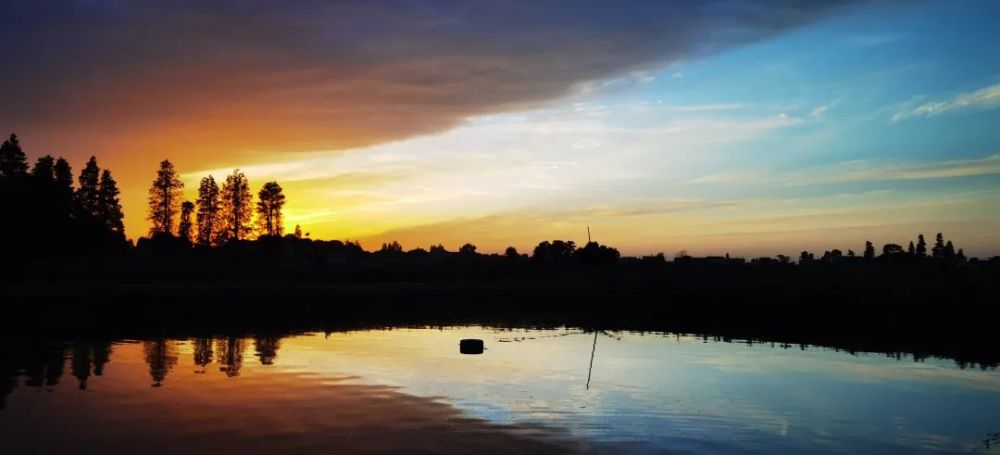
[0,337,287,408]
[216,337,245,378]
[253,337,281,365]
[70,342,113,390]
[193,338,214,371]
[24,342,68,387]
[143,340,179,387]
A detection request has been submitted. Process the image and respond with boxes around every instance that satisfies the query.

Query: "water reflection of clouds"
[266,329,1000,453]
[692,346,1000,393]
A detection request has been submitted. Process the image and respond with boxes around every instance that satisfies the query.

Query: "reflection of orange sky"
[0,338,586,454]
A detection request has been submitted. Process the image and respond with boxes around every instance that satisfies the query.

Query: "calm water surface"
[1,328,998,454]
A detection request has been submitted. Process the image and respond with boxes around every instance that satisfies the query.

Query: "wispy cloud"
[808,101,836,119]
[891,83,1000,122]
[687,154,1000,186]
[830,154,1000,182]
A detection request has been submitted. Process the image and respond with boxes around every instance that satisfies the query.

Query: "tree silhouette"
[863,241,875,260]
[944,240,956,260]
[196,175,222,246]
[178,201,195,242]
[882,243,905,256]
[51,157,75,214]
[932,233,945,259]
[575,241,621,266]
[76,156,101,218]
[54,158,73,191]
[220,169,253,242]
[294,224,303,239]
[256,181,285,237]
[98,170,125,234]
[533,240,576,263]
[147,159,184,236]
[459,243,477,255]
[907,241,915,256]
[0,134,28,178]
[380,241,404,254]
[31,155,55,180]
[916,234,927,258]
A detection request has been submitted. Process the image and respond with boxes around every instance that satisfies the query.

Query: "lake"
[1,327,998,454]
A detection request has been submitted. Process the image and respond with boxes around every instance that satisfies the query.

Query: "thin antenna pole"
[587,225,591,244]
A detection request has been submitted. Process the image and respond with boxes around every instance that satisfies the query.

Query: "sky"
[2,1,999,257]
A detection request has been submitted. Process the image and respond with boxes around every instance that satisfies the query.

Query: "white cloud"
[891,83,1000,122]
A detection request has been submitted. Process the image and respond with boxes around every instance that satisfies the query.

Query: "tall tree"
[53,158,74,211]
[195,176,221,246]
[255,181,285,237]
[54,158,73,191]
[76,156,101,217]
[178,201,195,242]
[30,155,55,180]
[220,169,253,241]
[932,233,945,258]
[907,241,915,256]
[0,134,28,178]
[97,169,125,234]
[147,160,183,236]
[915,234,927,258]
[293,224,303,239]
[863,241,875,260]
[943,240,956,260]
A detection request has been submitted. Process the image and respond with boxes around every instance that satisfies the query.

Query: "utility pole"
[587,225,591,244]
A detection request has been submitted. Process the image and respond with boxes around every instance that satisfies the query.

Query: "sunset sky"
[2,1,999,256]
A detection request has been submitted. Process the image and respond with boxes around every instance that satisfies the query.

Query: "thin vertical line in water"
[586,332,598,390]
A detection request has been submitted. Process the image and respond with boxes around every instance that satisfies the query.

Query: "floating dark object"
[460,339,484,355]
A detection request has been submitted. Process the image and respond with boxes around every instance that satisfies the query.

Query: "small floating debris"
[459,339,484,354]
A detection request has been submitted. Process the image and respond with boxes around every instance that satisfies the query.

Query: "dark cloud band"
[1,0,856,157]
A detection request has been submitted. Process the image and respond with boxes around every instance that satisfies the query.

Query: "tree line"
[1,131,993,268]
[0,133,126,256]
[791,233,967,265]
[145,159,288,245]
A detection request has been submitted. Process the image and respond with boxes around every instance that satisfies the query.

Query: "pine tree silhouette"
[0,134,28,178]
[196,175,222,246]
[220,169,253,242]
[75,156,101,218]
[147,160,184,236]
[178,201,195,242]
[256,181,286,237]
[98,170,125,234]
[30,155,55,180]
